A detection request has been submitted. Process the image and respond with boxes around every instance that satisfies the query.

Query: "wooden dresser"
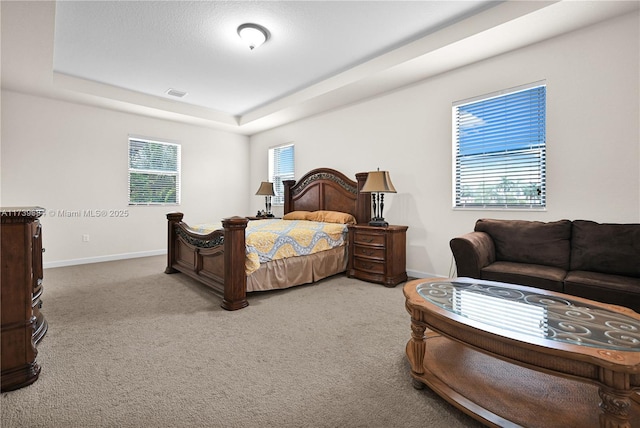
[347,224,408,287]
[1,207,48,392]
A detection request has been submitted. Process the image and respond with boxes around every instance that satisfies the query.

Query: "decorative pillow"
[474,218,572,269]
[283,211,312,220]
[309,210,357,225]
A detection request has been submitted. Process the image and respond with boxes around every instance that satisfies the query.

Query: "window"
[453,82,546,209]
[128,137,181,205]
[269,144,294,205]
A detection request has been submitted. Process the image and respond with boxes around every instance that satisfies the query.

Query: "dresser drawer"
[353,231,386,246]
[353,257,385,274]
[353,244,385,259]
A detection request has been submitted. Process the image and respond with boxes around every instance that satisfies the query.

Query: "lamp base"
[368,218,389,227]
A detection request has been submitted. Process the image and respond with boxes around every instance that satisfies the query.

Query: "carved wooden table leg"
[406,309,427,390]
[598,370,632,428]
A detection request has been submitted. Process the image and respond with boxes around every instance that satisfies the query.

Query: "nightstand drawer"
[353,231,386,246]
[353,244,385,259]
[352,257,385,274]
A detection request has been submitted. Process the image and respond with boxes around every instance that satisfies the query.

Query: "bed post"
[220,216,249,311]
[165,212,184,274]
[283,179,295,214]
[355,172,372,224]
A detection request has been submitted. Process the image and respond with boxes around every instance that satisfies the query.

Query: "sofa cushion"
[565,270,640,312]
[480,261,565,292]
[570,220,640,277]
[474,219,572,269]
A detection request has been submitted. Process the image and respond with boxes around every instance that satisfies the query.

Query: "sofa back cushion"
[474,219,572,269]
[570,220,640,277]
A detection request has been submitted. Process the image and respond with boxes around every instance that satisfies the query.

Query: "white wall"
[249,12,640,278]
[1,91,250,267]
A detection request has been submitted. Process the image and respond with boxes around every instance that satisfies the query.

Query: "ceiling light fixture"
[237,23,269,50]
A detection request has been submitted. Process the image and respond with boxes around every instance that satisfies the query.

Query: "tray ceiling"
[3,1,638,134]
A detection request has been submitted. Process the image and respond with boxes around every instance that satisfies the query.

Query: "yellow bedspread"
[190,219,348,275]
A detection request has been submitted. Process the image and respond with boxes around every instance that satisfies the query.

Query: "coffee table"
[404,277,640,428]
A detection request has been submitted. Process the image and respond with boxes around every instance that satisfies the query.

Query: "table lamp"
[255,181,275,217]
[361,169,396,227]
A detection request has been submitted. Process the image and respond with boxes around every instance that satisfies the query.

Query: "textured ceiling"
[52,1,498,116]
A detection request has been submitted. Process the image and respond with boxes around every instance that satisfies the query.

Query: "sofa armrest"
[449,232,496,278]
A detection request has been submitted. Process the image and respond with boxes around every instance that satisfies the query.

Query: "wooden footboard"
[165,213,249,311]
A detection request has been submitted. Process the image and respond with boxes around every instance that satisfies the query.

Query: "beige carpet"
[1,256,482,428]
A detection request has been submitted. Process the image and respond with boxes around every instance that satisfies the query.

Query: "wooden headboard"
[282,168,371,224]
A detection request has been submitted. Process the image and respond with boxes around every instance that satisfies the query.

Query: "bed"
[165,168,371,310]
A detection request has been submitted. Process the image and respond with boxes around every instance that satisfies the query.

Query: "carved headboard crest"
[291,171,358,196]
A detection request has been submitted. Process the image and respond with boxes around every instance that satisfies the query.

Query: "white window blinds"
[269,144,294,205]
[128,137,181,205]
[453,82,546,209]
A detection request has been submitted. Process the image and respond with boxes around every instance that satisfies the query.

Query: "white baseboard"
[43,249,166,269]
[406,269,446,279]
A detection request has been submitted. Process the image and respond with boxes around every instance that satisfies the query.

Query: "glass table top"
[416,278,640,352]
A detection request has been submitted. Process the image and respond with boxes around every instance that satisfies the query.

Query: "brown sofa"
[450,219,640,313]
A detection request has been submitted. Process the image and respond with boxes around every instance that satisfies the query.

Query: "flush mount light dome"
[237,23,269,50]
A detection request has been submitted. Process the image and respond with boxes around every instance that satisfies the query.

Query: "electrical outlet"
[82,234,90,242]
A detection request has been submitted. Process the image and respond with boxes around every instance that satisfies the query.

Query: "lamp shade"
[361,171,396,193]
[255,181,275,196]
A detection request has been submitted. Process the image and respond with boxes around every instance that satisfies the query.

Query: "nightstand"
[347,224,408,287]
